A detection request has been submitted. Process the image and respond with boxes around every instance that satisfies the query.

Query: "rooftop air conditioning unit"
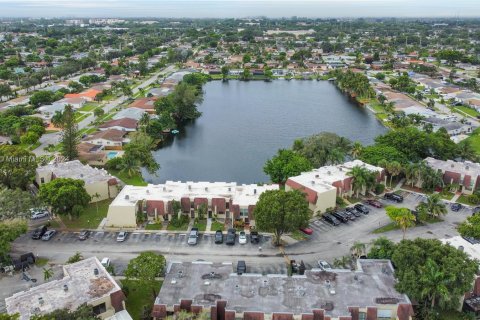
[94,268,99,276]
[125,195,129,200]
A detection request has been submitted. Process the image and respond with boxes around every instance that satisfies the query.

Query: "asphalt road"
[11,190,472,275]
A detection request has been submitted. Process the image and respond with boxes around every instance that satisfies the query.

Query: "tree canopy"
[0,219,27,262]
[0,188,39,220]
[254,189,310,245]
[38,178,91,217]
[125,251,166,283]
[458,214,480,239]
[263,149,312,184]
[0,145,37,189]
[292,132,352,167]
[59,105,79,161]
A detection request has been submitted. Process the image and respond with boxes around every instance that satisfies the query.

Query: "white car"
[318,260,332,271]
[30,209,49,220]
[116,231,127,242]
[239,231,247,245]
[101,257,111,267]
[41,230,56,241]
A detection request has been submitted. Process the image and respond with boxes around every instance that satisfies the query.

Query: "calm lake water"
[144,80,387,184]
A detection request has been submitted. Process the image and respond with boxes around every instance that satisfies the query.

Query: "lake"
[143,80,387,184]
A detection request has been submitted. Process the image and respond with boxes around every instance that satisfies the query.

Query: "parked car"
[299,227,313,235]
[322,213,340,226]
[250,231,260,244]
[101,257,111,267]
[346,207,361,217]
[238,231,247,244]
[365,199,383,208]
[354,203,370,214]
[226,228,236,245]
[451,203,463,212]
[384,192,404,203]
[331,211,349,223]
[317,260,332,271]
[41,230,56,241]
[187,228,199,245]
[214,230,223,244]
[342,210,356,221]
[116,231,127,242]
[236,260,247,275]
[32,225,48,240]
[78,230,90,241]
[30,209,49,220]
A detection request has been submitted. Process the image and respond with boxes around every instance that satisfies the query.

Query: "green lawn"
[193,219,207,231]
[121,280,162,320]
[20,141,41,151]
[167,221,189,231]
[457,194,473,205]
[145,223,163,230]
[439,191,455,201]
[61,199,112,230]
[372,222,399,234]
[35,257,49,267]
[454,105,480,117]
[290,230,308,241]
[74,112,89,123]
[211,220,224,231]
[107,169,147,186]
[465,127,480,155]
[78,103,99,112]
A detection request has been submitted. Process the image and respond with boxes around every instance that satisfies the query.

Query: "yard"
[372,216,443,234]
[145,223,163,230]
[107,169,147,186]
[453,105,480,118]
[61,199,113,230]
[192,219,207,231]
[211,220,225,231]
[465,127,480,155]
[78,102,99,112]
[456,194,473,206]
[166,216,190,231]
[121,280,162,320]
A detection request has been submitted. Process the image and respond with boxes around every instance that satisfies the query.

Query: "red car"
[299,227,313,235]
[365,199,383,208]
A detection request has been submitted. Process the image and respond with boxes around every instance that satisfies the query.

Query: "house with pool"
[104,181,279,229]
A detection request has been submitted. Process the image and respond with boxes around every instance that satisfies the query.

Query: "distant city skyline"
[0,0,479,18]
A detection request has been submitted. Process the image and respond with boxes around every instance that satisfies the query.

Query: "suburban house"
[65,88,102,102]
[98,118,138,132]
[112,107,146,121]
[84,129,129,150]
[152,260,413,320]
[422,117,473,136]
[77,142,108,166]
[128,97,157,114]
[105,181,279,228]
[425,157,480,194]
[35,160,121,202]
[286,160,384,214]
[5,257,130,320]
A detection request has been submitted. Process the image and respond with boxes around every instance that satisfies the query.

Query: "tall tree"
[417,193,447,219]
[0,146,37,190]
[125,252,166,285]
[59,105,79,161]
[0,220,27,262]
[263,149,312,184]
[292,132,352,167]
[39,178,91,219]
[0,188,39,220]
[385,206,416,239]
[254,189,311,246]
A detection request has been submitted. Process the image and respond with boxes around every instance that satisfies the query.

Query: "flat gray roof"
[155,260,410,317]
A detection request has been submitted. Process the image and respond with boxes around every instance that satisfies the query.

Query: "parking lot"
[286,190,473,269]
[10,190,474,278]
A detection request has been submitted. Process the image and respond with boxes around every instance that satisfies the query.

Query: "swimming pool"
[107,151,118,159]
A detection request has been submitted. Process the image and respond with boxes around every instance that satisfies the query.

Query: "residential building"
[105,181,279,228]
[65,88,102,102]
[422,117,473,136]
[127,97,157,114]
[286,160,384,214]
[5,257,129,320]
[84,129,129,150]
[112,107,146,121]
[78,142,108,166]
[98,118,138,132]
[152,260,413,320]
[35,160,121,202]
[425,157,480,194]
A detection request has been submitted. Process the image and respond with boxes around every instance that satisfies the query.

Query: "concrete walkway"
[206,218,212,232]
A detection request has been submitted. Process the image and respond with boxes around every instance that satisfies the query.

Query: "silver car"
[187,228,199,245]
[116,231,127,242]
[41,230,56,241]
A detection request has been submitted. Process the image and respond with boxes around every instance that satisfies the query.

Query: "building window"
[226,202,229,210]
[358,313,366,320]
[40,178,44,184]
[240,208,248,217]
[92,302,107,315]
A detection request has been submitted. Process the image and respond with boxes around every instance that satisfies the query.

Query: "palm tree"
[119,157,141,178]
[386,161,402,188]
[420,258,452,310]
[420,194,447,219]
[139,113,150,131]
[350,142,363,159]
[384,101,395,113]
[350,241,366,260]
[378,94,387,106]
[458,140,477,161]
[92,192,101,215]
[385,206,416,240]
[347,166,368,198]
[43,267,53,281]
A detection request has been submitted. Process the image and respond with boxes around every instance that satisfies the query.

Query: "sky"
[0,0,479,18]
